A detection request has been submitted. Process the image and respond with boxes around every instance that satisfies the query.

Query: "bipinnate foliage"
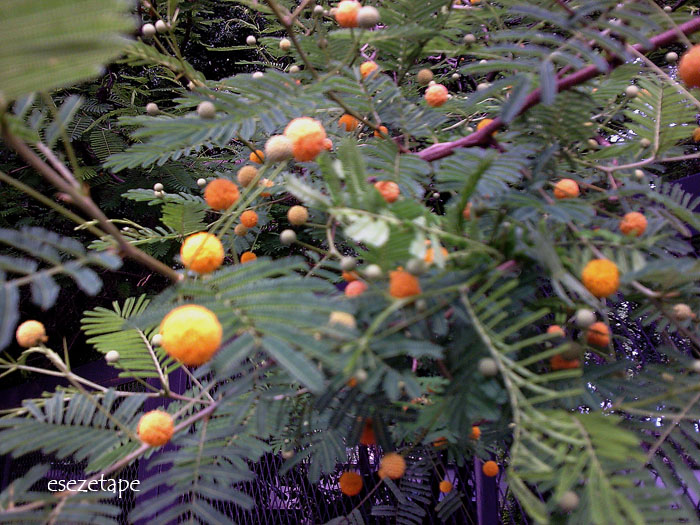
[3,1,700,525]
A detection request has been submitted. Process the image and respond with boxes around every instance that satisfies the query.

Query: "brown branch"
[1,132,182,283]
[417,16,700,162]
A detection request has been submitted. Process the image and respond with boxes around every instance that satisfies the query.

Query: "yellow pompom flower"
[16,320,48,348]
[137,410,174,447]
[180,232,224,274]
[160,305,222,366]
[581,259,620,298]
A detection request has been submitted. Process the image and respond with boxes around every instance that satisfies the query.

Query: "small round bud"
[281,450,295,459]
[142,23,156,38]
[640,138,651,148]
[625,85,639,98]
[406,258,427,276]
[663,5,672,12]
[264,135,294,162]
[673,303,695,321]
[452,73,460,80]
[479,59,488,64]
[634,169,644,179]
[558,491,580,512]
[105,350,120,363]
[365,264,382,280]
[476,82,490,91]
[353,368,368,383]
[587,138,599,148]
[478,357,499,377]
[187,81,195,90]
[313,5,324,15]
[318,38,328,49]
[153,182,164,192]
[252,71,264,79]
[417,69,434,86]
[155,20,168,33]
[463,33,477,44]
[574,308,596,329]
[146,102,159,116]
[197,178,207,187]
[153,190,163,198]
[151,333,162,347]
[357,6,380,28]
[289,65,300,74]
[340,256,357,271]
[246,35,257,46]
[666,51,679,64]
[415,299,427,312]
[197,101,216,119]
[692,360,700,373]
[561,342,583,361]
[279,38,291,51]
[280,229,297,245]
[234,224,249,237]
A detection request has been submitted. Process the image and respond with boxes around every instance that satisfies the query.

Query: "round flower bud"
[105,350,120,363]
[640,138,651,148]
[152,184,164,194]
[187,81,195,90]
[234,224,249,237]
[406,258,427,276]
[252,71,264,79]
[264,135,294,162]
[313,5,324,15]
[237,166,258,188]
[16,320,48,348]
[153,190,163,198]
[279,38,291,51]
[151,333,162,346]
[197,178,207,187]
[353,368,368,383]
[574,308,596,329]
[280,229,297,245]
[561,342,584,361]
[146,103,159,116]
[357,6,380,28]
[142,23,156,38]
[692,360,700,373]
[197,101,216,119]
[290,65,300,74]
[452,73,460,80]
[246,35,257,46]
[625,85,639,97]
[365,264,382,280]
[663,5,672,12]
[477,82,491,91]
[673,303,695,321]
[463,33,476,44]
[478,357,499,377]
[155,20,168,33]
[558,491,580,512]
[634,169,644,179]
[666,51,679,64]
[417,69,434,86]
[340,256,357,271]
[329,311,356,329]
[287,205,309,226]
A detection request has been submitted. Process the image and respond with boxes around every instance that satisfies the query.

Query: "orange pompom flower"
[180,232,225,274]
[581,259,620,298]
[137,410,174,447]
[360,419,376,445]
[476,118,497,136]
[693,127,700,142]
[237,166,258,188]
[249,149,265,164]
[463,202,472,220]
[679,45,700,89]
[547,325,565,337]
[240,251,257,263]
[284,117,327,162]
[439,480,453,493]
[323,138,333,150]
[259,178,274,197]
[342,271,359,282]
[425,84,449,107]
[553,179,580,199]
[550,354,580,370]
[389,270,421,298]
[360,61,379,79]
[424,246,448,265]
[380,453,406,480]
[335,0,361,28]
[205,178,240,210]
[339,114,360,132]
[470,426,481,440]
[586,321,610,347]
[433,436,448,448]
[16,320,48,348]
[345,280,368,297]
[374,125,388,138]
[374,180,400,203]
[160,305,222,366]
[287,205,309,225]
[619,212,647,237]
[482,461,499,477]
[240,210,258,228]
[339,472,363,496]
